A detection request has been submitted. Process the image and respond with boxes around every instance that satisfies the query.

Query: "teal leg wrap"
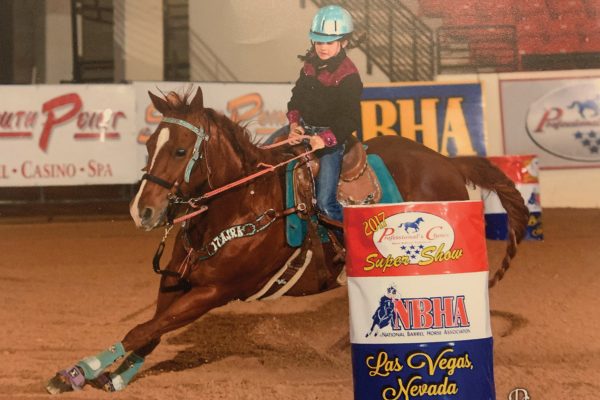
[77,342,126,380]
[108,352,145,391]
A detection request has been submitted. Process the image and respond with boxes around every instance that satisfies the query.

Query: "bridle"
[140,115,211,292]
[141,116,209,194]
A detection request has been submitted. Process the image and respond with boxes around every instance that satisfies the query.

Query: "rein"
[173,140,315,224]
[147,119,315,292]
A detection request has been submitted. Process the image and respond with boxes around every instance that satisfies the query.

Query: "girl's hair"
[297,33,366,62]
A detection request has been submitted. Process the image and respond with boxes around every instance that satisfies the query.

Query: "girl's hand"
[309,135,325,150]
[288,123,305,144]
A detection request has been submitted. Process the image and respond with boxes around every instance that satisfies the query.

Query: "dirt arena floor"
[0,208,598,400]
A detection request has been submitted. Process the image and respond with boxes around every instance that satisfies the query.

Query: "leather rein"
[142,116,315,292]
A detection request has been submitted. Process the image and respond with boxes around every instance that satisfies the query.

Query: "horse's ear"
[189,86,204,112]
[148,91,169,115]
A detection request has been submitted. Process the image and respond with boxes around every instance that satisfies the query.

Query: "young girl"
[285,5,363,225]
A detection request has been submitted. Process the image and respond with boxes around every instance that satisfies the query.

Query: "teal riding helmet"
[309,5,354,43]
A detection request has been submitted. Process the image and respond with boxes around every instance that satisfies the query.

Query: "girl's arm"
[325,74,363,145]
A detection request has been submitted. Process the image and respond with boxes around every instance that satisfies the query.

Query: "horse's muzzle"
[140,206,168,230]
[129,200,168,230]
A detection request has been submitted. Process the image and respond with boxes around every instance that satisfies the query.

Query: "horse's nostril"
[142,207,153,221]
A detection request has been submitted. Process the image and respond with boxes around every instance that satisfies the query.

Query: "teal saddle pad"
[286,154,403,247]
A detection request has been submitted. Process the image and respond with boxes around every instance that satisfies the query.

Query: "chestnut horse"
[46,87,528,393]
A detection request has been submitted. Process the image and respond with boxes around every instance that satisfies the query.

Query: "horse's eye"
[175,148,186,157]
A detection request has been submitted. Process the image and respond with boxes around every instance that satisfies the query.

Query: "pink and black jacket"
[286,49,363,147]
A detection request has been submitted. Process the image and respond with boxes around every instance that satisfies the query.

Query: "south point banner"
[360,83,487,156]
[0,84,137,187]
[344,201,495,400]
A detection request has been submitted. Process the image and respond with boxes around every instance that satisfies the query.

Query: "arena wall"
[4,1,599,208]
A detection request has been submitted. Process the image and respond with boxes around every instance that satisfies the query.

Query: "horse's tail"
[450,156,529,288]
[567,101,578,109]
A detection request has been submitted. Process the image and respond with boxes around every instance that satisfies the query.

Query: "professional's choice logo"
[365,212,460,271]
[365,284,470,338]
[526,83,600,162]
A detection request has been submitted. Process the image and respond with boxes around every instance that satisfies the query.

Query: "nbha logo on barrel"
[391,295,470,330]
[344,201,495,400]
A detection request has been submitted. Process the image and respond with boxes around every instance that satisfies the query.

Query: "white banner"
[0,82,293,187]
[132,81,292,178]
[0,85,137,187]
[500,76,600,169]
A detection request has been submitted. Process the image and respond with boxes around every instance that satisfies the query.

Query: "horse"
[568,99,600,118]
[398,217,425,233]
[46,86,528,393]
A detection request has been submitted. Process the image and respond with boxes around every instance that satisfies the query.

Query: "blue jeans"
[314,144,345,222]
[269,124,345,222]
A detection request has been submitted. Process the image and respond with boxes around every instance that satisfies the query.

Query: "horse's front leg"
[124,284,231,349]
[45,271,192,394]
[100,284,232,392]
[85,277,189,393]
[47,284,230,393]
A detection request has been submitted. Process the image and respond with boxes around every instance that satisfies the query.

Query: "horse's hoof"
[91,372,116,392]
[45,366,86,394]
[45,374,73,395]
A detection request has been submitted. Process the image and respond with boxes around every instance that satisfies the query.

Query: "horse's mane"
[164,90,283,171]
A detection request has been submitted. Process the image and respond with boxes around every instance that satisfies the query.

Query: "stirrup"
[327,230,346,263]
[336,266,347,286]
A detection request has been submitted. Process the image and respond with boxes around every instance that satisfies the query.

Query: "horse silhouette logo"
[373,212,456,266]
[365,285,399,337]
[527,190,540,206]
[568,97,600,119]
[398,217,424,233]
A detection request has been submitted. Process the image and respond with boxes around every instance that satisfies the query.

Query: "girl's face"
[314,40,347,60]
